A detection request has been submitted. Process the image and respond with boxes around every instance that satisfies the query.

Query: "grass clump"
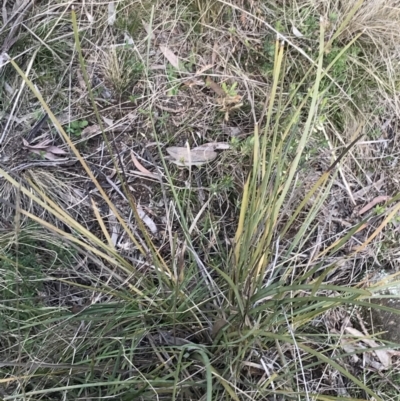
[1,0,400,400]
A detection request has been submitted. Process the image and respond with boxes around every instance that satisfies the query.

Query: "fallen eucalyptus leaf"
[292,24,304,38]
[160,45,180,70]
[345,327,392,370]
[137,207,158,234]
[29,149,67,161]
[85,10,94,23]
[166,143,230,167]
[102,116,114,127]
[22,138,52,149]
[81,124,100,139]
[46,145,67,155]
[130,151,159,179]
[206,77,225,97]
[166,146,217,167]
[22,137,67,160]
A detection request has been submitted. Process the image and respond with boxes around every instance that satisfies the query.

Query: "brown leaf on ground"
[206,77,225,97]
[166,146,217,167]
[22,138,52,149]
[102,116,114,127]
[22,138,67,161]
[159,45,180,69]
[292,24,304,38]
[137,206,158,234]
[46,146,67,155]
[28,149,67,161]
[130,151,159,179]
[353,177,385,200]
[142,20,155,40]
[81,124,101,139]
[357,196,390,215]
[166,143,230,167]
[345,327,393,370]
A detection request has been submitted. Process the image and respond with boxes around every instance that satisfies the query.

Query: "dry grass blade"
[90,196,114,249]
[354,201,400,254]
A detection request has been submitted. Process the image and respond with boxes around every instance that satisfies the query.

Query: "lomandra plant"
[1,7,400,401]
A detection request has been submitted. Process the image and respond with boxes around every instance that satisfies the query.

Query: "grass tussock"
[1,0,400,399]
